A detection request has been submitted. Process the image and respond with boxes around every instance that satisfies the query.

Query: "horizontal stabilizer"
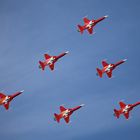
[54,113,61,123]
[77,25,84,34]
[114,109,120,118]
[39,61,45,70]
[96,68,103,78]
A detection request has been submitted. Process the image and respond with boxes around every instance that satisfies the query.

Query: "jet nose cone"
[104,15,109,18]
[65,51,69,54]
[80,104,85,107]
[123,59,127,62]
[20,90,24,93]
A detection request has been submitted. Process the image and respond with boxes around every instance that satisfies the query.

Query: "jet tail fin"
[39,61,45,70]
[114,109,120,118]
[77,25,84,34]
[54,113,61,123]
[96,68,103,78]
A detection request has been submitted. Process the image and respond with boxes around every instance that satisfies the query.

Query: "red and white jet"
[54,104,84,123]
[39,51,69,71]
[0,90,24,110]
[96,59,127,78]
[77,15,108,34]
[114,101,140,119]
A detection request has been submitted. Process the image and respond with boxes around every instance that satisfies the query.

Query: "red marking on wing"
[49,63,54,71]
[124,112,129,119]
[102,61,109,67]
[106,71,112,78]
[60,106,67,112]
[87,28,93,34]
[0,93,6,98]
[64,116,70,123]
[44,54,51,60]
[119,102,126,109]
[83,17,90,24]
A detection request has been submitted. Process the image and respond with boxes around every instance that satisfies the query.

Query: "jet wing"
[102,61,109,67]
[124,112,129,119]
[87,28,93,34]
[106,71,112,78]
[83,17,90,24]
[119,102,126,109]
[44,54,51,60]
[0,93,6,98]
[49,64,54,71]
[64,116,70,123]
[4,102,10,110]
[60,106,67,112]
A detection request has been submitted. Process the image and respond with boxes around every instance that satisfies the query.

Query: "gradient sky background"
[0,0,140,140]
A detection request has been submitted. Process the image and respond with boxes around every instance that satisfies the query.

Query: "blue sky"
[0,0,140,140]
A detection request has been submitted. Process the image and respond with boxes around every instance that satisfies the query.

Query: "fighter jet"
[39,51,69,71]
[114,101,140,119]
[0,90,24,110]
[77,15,108,34]
[96,59,127,78]
[54,104,84,123]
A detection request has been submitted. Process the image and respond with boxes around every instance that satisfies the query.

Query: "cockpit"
[63,110,70,117]
[105,64,113,72]
[48,57,55,64]
[3,96,10,104]
[87,21,94,28]
[123,105,130,113]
